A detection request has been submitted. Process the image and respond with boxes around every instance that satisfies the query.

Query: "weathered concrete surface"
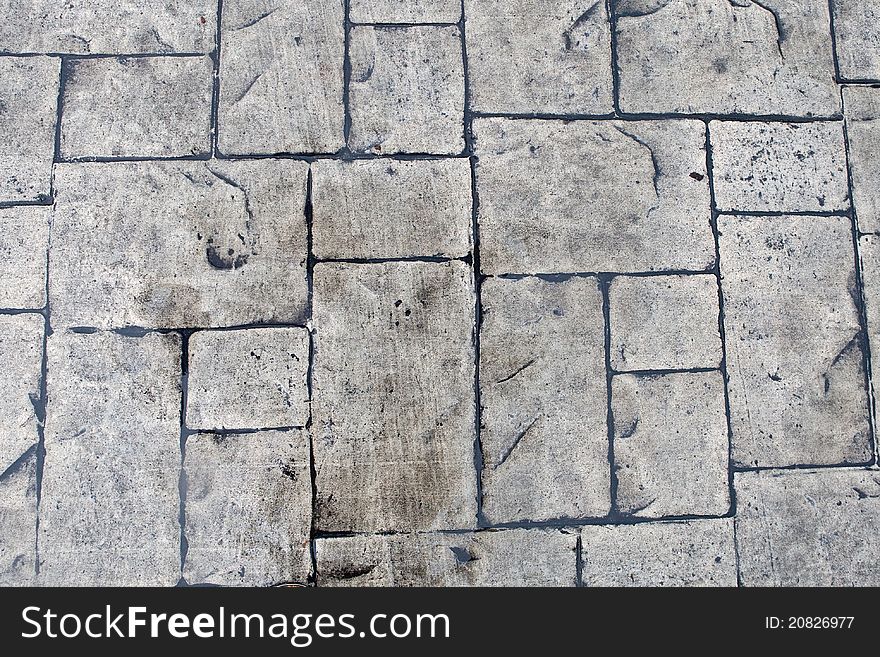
[316,529,577,586]
[0,314,43,474]
[184,430,312,586]
[719,214,871,468]
[857,235,880,432]
[311,158,472,259]
[312,261,476,532]
[0,207,49,309]
[60,56,213,159]
[736,469,880,586]
[351,0,461,23]
[832,0,880,80]
[464,0,613,114]
[38,331,181,586]
[480,276,610,522]
[187,327,310,430]
[50,161,309,329]
[0,449,37,586]
[473,118,714,273]
[844,86,880,233]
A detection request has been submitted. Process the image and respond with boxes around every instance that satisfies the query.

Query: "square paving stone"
[39,331,181,586]
[832,1,880,80]
[316,529,577,586]
[609,274,722,371]
[480,276,609,523]
[351,0,461,23]
[312,261,476,532]
[0,206,49,309]
[184,430,312,586]
[736,468,880,586]
[0,314,43,474]
[311,158,472,259]
[348,25,465,154]
[711,121,849,213]
[843,86,880,233]
[719,214,871,468]
[60,56,213,159]
[0,449,37,586]
[464,0,613,114]
[219,0,344,154]
[612,371,730,518]
[187,327,310,431]
[50,160,309,329]
[616,0,839,117]
[473,118,714,274]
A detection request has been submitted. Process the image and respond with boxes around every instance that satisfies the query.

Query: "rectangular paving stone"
[0,449,36,586]
[464,0,613,114]
[616,0,839,116]
[609,274,722,371]
[50,160,309,329]
[0,206,49,309]
[612,372,730,518]
[187,327,309,430]
[580,519,737,587]
[351,0,461,23]
[473,118,714,274]
[857,234,880,435]
[832,1,880,80]
[480,276,609,523]
[711,121,849,213]
[312,261,476,532]
[39,331,181,586]
[736,468,880,586]
[0,314,43,474]
[316,529,577,586]
[184,430,312,586]
[219,0,344,155]
[349,25,465,154]
[719,214,871,468]
[311,158,472,259]
[0,56,59,203]
[843,86,880,233]
[60,56,212,159]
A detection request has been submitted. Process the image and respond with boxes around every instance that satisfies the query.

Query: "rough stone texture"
[60,56,213,159]
[719,214,871,468]
[474,118,714,273]
[50,160,309,329]
[736,469,880,586]
[464,0,613,114]
[0,206,49,309]
[316,529,577,586]
[312,261,476,532]
[187,327,310,430]
[612,372,730,518]
[38,331,180,586]
[219,0,344,155]
[609,274,722,371]
[711,121,849,213]
[0,450,37,586]
[349,25,465,154]
[311,158,472,259]
[0,314,43,474]
[843,86,880,233]
[184,430,312,586]
[0,56,58,203]
[580,519,737,586]
[480,276,609,522]
[351,0,461,23]
[616,0,840,117]
[857,235,880,432]
[833,0,880,80]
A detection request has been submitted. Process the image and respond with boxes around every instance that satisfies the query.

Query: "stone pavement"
[1,0,879,587]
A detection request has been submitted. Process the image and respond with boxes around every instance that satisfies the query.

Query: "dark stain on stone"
[206,245,249,270]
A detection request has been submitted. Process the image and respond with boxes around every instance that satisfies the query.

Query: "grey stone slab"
[351,0,461,23]
[844,86,880,233]
[711,121,849,213]
[219,0,344,155]
[609,274,722,371]
[473,118,714,274]
[0,1,216,54]
[480,276,610,523]
[616,0,839,117]
[316,529,577,586]
[857,235,880,435]
[38,331,181,586]
[50,160,309,329]
[736,468,880,586]
[349,25,465,154]
[60,56,212,159]
[0,314,43,474]
[464,0,613,114]
[719,214,871,468]
[312,261,476,532]
[187,327,309,430]
[0,206,49,309]
[184,430,312,586]
[580,519,737,586]
[0,449,36,586]
[311,158,472,259]
[612,372,730,518]
[833,0,880,80]
[0,56,58,203]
